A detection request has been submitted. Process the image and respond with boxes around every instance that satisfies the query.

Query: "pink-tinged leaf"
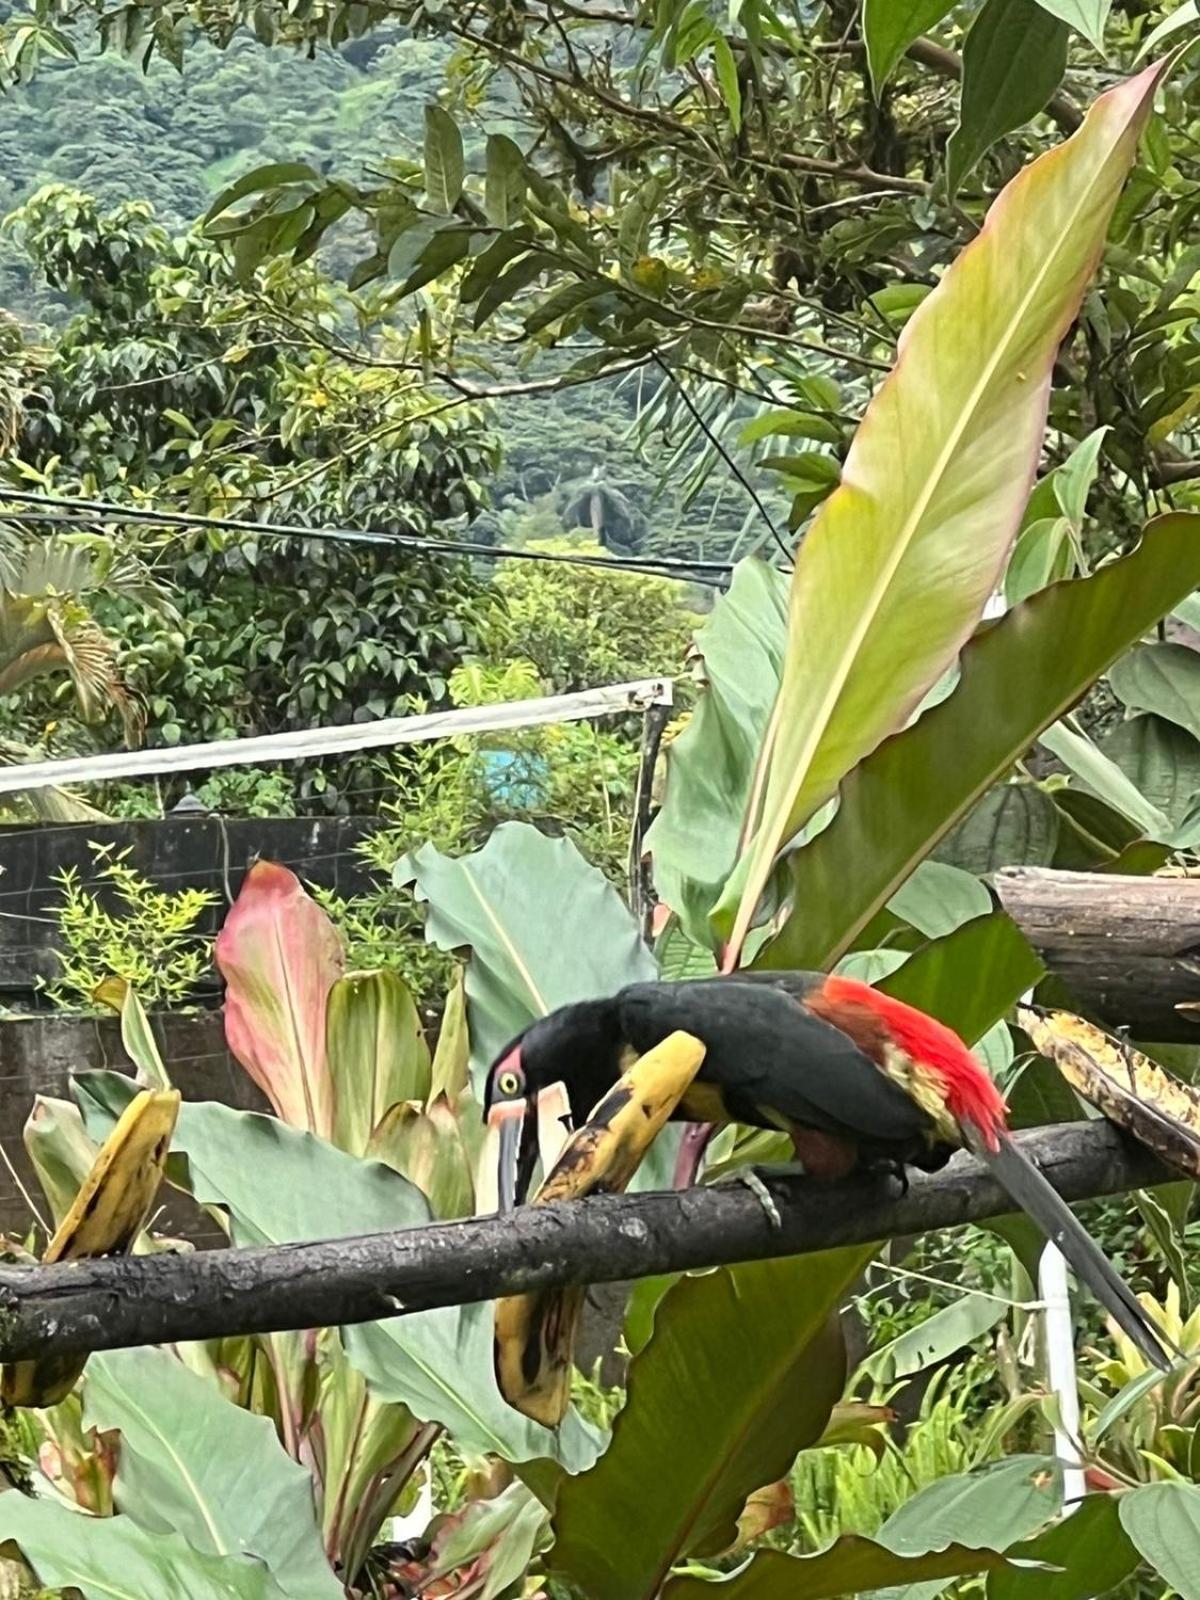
[215,861,344,1136]
[718,61,1168,967]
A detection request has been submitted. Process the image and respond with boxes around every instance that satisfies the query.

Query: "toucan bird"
[483,972,1174,1372]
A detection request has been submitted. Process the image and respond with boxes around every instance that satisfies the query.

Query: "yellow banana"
[3,1087,180,1409]
[494,1030,705,1427]
[1020,1006,1200,1178]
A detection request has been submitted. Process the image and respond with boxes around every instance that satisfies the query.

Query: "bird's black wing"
[617,980,935,1144]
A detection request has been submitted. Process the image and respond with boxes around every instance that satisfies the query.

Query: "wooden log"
[995,866,1200,1043]
[0,1121,1168,1362]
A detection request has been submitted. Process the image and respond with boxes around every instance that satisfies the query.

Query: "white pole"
[1039,1241,1087,1512]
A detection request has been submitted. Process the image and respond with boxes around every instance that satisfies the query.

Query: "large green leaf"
[1109,641,1200,739]
[886,861,992,940]
[0,1495,290,1600]
[947,0,1070,195]
[326,969,431,1157]
[74,1071,431,1248]
[935,785,1060,875]
[342,1307,600,1475]
[550,1248,870,1600]
[74,1074,599,1470]
[83,1346,341,1600]
[405,822,656,1081]
[864,0,958,94]
[214,860,344,1138]
[1101,712,1200,826]
[1118,1481,1200,1598]
[647,558,790,947]
[719,63,1162,964]
[989,1492,1140,1600]
[872,1457,1063,1600]
[760,513,1200,970]
[661,1540,1013,1600]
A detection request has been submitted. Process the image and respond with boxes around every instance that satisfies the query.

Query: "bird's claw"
[713,1165,790,1229]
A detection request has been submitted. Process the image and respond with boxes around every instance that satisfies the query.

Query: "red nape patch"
[821,976,1008,1148]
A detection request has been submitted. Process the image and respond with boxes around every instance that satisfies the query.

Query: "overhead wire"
[0,489,742,587]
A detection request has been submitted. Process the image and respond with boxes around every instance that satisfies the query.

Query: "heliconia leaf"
[863,0,957,94]
[647,558,790,949]
[406,822,656,1083]
[83,1347,342,1600]
[214,861,344,1138]
[326,969,430,1157]
[758,513,1200,971]
[551,1249,868,1600]
[0,1495,291,1600]
[718,62,1168,967]
[946,0,1070,196]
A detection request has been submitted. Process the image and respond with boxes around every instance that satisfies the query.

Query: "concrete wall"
[0,1010,267,1245]
[0,815,382,1002]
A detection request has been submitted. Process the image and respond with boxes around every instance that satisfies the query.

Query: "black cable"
[652,355,795,566]
[0,489,737,586]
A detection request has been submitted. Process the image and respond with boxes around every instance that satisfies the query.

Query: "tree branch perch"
[0,1122,1170,1362]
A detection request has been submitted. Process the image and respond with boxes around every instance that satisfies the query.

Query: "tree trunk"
[995,866,1200,1043]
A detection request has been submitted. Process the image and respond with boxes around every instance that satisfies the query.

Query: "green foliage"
[1,184,498,808]
[485,539,699,694]
[44,844,216,1013]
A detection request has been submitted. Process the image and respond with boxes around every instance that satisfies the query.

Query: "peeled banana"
[494,1030,705,1427]
[2,1086,180,1409]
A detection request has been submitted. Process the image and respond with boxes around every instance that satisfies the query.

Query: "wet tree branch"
[0,1122,1170,1361]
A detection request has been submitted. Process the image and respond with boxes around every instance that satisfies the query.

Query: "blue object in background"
[480,749,551,807]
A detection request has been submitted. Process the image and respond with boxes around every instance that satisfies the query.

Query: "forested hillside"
[0,20,775,564]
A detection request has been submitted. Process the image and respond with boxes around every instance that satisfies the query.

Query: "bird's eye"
[497,1069,522,1097]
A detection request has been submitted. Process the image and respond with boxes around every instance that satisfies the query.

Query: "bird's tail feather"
[976,1127,1177,1372]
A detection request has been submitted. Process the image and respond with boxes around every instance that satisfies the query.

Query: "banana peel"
[2,1087,180,1409]
[494,1030,705,1428]
[1019,1005,1200,1178]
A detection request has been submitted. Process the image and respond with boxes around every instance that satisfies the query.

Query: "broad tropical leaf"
[1109,641,1200,739]
[760,514,1200,970]
[215,860,344,1137]
[991,1491,1140,1600]
[647,559,790,947]
[551,1248,870,1600]
[83,1346,342,1600]
[405,822,656,1083]
[0,1495,290,1600]
[326,969,431,1156]
[719,62,1165,966]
